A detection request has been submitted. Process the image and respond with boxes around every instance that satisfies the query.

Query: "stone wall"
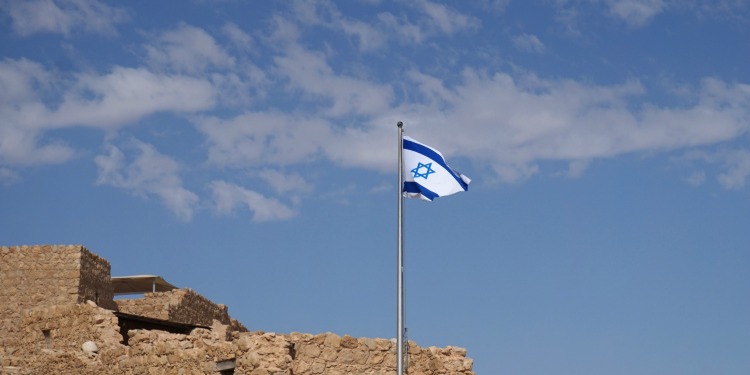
[0,244,474,374]
[0,245,116,314]
[289,332,474,375]
[1,301,123,372]
[1,245,83,318]
[234,332,294,374]
[78,247,116,310]
[116,289,247,330]
[5,326,473,375]
[0,244,116,354]
[108,328,239,374]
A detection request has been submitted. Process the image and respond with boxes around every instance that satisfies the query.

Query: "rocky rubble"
[1,244,475,374]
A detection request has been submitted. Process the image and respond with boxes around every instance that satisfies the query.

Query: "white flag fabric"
[402,136,471,201]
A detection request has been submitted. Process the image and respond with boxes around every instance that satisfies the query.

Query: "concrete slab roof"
[111,275,177,295]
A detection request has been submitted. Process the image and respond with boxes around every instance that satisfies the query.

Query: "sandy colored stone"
[323,333,341,348]
[297,343,321,358]
[340,335,359,349]
[1,244,474,375]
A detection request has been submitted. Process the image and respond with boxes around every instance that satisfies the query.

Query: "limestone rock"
[81,341,98,357]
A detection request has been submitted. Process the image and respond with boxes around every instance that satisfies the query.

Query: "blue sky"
[1,0,749,373]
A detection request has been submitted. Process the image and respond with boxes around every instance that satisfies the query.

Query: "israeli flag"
[402,136,471,201]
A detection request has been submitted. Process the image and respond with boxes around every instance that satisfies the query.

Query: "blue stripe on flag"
[403,181,438,201]
[403,138,469,191]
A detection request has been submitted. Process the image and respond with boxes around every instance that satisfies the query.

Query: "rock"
[363,338,376,350]
[323,333,341,348]
[81,341,98,357]
[340,335,359,348]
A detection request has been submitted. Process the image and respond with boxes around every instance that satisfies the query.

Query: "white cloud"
[0,59,76,165]
[369,0,481,44]
[195,64,750,185]
[145,24,235,74]
[553,0,745,33]
[210,180,296,222]
[339,18,386,51]
[717,150,750,190]
[1,59,215,131]
[94,140,199,221]
[553,0,667,32]
[0,58,50,105]
[321,120,395,171]
[4,0,128,36]
[195,112,331,168]
[684,170,706,186]
[0,123,75,166]
[195,109,396,174]
[479,0,511,12]
[288,0,333,25]
[3,2,749,202]
[680,148,750,190]
[553,4,583,36]
[377,12,424,44]
[54,67,215,128]
[567,159,591,178]
[285,0,477,49]
[606,0,666,27]
[399,71,750,182]
[274,45,393,117]
[267,15,303,45]
[258,169,313,195]
[407,70,457,105]
[222,22,254,50]
[0,58,216,169]
[681,0,750,18]
[415,0,481,34]
[216,24,272,104]
[512,33,546,54]
[289,0,385,51]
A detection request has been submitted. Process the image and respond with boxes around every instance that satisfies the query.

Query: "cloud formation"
[145,24,236,74]
[1,0,749,222]
[4,0,128,36]
[683,148,750,190]
[0,57,215,166]
[606,0,666,27]
[512,33,546,53]
[210,180,297,222]
[95,140,198,221]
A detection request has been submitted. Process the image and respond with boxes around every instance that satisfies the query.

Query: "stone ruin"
[0,245,475,374]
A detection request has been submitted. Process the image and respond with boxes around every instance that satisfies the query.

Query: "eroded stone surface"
[0,245,475,374]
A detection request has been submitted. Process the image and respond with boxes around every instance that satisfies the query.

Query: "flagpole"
[396,121,405,375]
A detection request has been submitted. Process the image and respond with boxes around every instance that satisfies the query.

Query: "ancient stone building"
[0,245,474,374]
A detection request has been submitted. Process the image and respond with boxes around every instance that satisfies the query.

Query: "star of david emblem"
[411,162,435,179]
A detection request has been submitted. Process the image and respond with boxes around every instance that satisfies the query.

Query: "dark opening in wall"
[113,312,209,345]
[42,329,51,349]
[215,359,235,374]
[288,342,296,359]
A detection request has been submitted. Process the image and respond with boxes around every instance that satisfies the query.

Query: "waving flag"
[402,136,471,201]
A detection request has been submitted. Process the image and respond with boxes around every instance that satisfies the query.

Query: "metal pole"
[397,121,405,375]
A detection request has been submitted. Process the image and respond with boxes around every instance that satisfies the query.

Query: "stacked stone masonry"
[116,288,245,329]
[0,245,475,374]
[0,245,115,352]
